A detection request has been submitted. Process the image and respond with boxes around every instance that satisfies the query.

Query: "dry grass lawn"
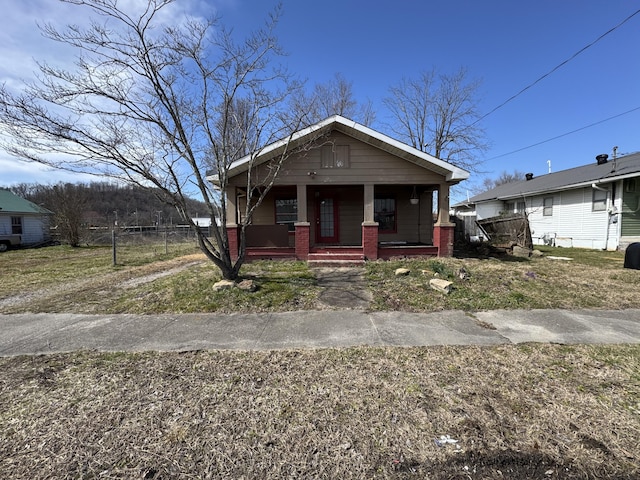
[1,345,638,479]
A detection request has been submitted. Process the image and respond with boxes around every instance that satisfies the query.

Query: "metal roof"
[210,115,470,184]
[0,189,53,215]
[469,152,640,203]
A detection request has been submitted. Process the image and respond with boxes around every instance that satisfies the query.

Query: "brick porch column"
[434,182,455,257]
[362,222,379,260]
[294,222,310,260]
[433,224,454,257]
[226,224,239,261]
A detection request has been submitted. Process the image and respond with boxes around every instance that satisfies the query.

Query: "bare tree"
[0,0,311,280]
[384,68,488,172]
[47,183,89,247]
[480,170,526,191]
[290,73,376,127]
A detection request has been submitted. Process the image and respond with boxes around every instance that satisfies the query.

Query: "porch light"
[410,186,419,205]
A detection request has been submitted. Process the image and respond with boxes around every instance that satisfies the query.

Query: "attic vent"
[596,154,608,165]
[525,173,534,181]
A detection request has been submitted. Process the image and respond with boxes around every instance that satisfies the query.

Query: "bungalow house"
[209,115,469,262]
[0,188,53,249]
[459,152,640,251]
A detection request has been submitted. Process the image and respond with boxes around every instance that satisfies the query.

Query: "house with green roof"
[0,188,53,250]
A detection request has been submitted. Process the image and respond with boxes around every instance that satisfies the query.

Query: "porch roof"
[209,115,470,184]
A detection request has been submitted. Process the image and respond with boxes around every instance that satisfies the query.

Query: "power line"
[475,8,640,125]
[486,106,640,161]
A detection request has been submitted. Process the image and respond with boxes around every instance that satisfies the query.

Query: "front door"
[316,194,339,244]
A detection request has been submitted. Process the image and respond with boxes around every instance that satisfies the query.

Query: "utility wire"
[474,8,640,125]
[486,106,640,161]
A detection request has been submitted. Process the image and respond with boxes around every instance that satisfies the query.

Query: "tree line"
[12,182,207,247]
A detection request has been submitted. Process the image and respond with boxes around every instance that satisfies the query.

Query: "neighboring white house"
[0,188,53,246]
[457,152,640,251]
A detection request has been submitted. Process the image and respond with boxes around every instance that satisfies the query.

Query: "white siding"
[526,187,609,249]
[0,215,10,235]
[476,201,502,220]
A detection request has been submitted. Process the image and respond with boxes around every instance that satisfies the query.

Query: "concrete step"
[307,251,365,266]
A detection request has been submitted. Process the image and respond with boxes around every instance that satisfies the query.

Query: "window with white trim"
[592,188,608,212]
[543,197,553,216]
[11,216,22,235]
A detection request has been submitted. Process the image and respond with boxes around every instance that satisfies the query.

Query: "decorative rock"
[213,279,235,291]
[395,268,410,276]
[429,278,454,294]
[237,279,258,292]
[511,245,532,258]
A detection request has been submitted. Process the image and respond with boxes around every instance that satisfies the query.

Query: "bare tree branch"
[0,0,308,280]
[384,68,488,173]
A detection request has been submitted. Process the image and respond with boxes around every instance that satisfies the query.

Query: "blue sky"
[1,0,639,198]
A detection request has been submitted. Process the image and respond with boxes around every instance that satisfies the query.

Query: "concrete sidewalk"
[1,309,639,356]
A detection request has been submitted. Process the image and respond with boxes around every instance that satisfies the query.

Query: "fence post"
[164,229,168,255]
[112,229,117,266]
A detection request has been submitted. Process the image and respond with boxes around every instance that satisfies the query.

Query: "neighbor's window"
[592,188,608,211]
[11,216,22,235]
[321,145,350,168]
[543,197,553,216]
[517,201,526,213]
[375,197,396,233]
[275,198,297,231]
[504,202,515,213]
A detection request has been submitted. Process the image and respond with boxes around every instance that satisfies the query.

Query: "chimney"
[596,154,608,165]
[525,173,534,181]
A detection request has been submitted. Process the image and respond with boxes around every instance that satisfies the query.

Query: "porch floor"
[243,244,438,262]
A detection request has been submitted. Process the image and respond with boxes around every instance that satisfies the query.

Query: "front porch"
[226,218,453,264]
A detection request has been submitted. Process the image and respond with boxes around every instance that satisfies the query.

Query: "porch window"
[275,198,297,232]
[374,197,396,233]
[11,216,22,235]
[592,188,608,211]
[543,197,553,216]
[321,145,350,168]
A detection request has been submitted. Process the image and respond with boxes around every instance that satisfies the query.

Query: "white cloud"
[0,155,98,186]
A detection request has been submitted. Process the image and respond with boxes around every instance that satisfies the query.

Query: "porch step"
[307,251,365,266]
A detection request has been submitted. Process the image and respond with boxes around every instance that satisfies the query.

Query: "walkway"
[1,309,639,356]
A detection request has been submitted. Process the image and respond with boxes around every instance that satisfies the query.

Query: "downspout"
[592,183,611,250]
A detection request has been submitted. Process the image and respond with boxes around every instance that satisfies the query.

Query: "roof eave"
[210,115,470,183]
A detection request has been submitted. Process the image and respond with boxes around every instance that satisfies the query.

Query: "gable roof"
[0,189,53,215]
[213,115,470,183]
[469,152,640,203]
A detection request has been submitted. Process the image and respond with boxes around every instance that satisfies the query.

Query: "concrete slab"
[476,309,640,344]
[370,311,508,346]
[254,310,380,349]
